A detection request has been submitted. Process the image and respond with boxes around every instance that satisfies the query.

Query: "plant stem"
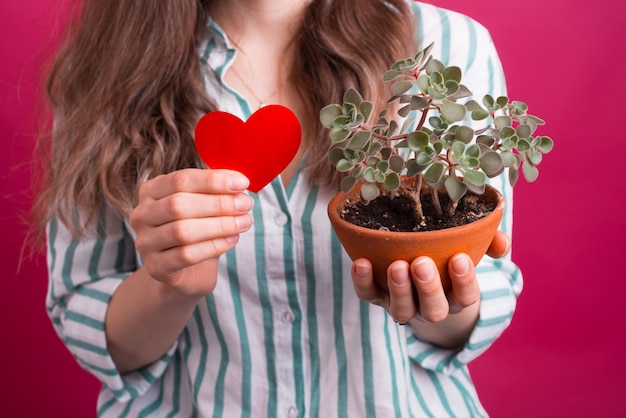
[430,186,443,219]
[406,174,424,224]
[416,105,431,130]
[446,199,459,218]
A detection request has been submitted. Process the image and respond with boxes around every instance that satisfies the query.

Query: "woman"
[37,0,521,416]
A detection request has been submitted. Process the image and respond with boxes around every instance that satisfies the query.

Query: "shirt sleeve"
[406,3,523,373]
[45,207,177,402]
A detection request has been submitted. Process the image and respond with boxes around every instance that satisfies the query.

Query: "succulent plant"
[320,42,553,223]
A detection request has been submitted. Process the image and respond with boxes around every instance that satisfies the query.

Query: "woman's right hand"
[129,168,254,297]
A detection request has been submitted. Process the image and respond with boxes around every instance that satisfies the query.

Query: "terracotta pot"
[327,182,504,292]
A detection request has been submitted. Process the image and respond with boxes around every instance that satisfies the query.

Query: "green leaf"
[454,126,474,144]
[529,150,543,165]
[480,151,504,176]
[417,74,430,94]
[471,109,490,121]
[366,156,380,168]
[522,159,539,182]
[441,100,466,123]
[391,81,413,96]
[347,130,371,150]
[330,127,351,142]
[416,150,434,166]
[389,155,405,173]
[340,175,358,193]
[336,159,353,172]
[383,70,404,82]
[511,101,529,115]
[376,160,390,173]
[424,162,446,185]
[398,104,411,117]
[428,86,447,101]
[450,84,473,100]
[320,104,342,128]
[333,115,351,128]
[509,166,519,187]
[329,146,345,166]
[516,138,531,152]
[405,159,425,177]
[517,124,532,139]
[445,175,467,202]
[539,136,555,153]
[410,96,430,110]
[425,58,445,75]
[500,150,518,167]
[383,172,401,191]
[463,170,487,194]
[419,42,435,63]
[360,182,380,202]
[496,96,509,108]
[500,127,515,139]
[465,100,483,112]
[444,80,460,97]
[363,167,375,182]
[451,142,465,161]
[476,135,495,147]
[442,66,462,82]
[494,116,512,129]
[343,88,363,106]
[407,131,429,151]
[429,116,442,129]
[400,116,416,134]
[360,101,374,124]
[466,144,481,159]
[483,94,495,108]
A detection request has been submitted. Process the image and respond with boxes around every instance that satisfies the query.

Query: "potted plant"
[320,42,553,291]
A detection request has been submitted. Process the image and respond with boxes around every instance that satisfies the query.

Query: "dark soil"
[340,190,497,232]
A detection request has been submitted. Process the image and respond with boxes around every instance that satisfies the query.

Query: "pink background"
[1,0,624,416]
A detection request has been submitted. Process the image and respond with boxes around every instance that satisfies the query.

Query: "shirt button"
[281,310,295,323]
[274,213,288,226]
[287,406,298,417]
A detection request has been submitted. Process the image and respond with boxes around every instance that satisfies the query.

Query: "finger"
[387,261,418,324]
[144,236,239,283]
[139,192,253,227]
[140,169,250,201]
[135,214,253,255]
[447,254,480,314]
[486,230,511,258]
[410,257,448,323]
[351,259,388,308]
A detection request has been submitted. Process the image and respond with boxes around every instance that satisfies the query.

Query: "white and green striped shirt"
[46,2,522,417]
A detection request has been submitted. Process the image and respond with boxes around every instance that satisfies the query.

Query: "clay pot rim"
[328,183,505,238]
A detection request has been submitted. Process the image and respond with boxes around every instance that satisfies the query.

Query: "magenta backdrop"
[1,1,624,417]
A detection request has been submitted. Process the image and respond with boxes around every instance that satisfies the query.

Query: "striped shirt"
[46,2,522,417]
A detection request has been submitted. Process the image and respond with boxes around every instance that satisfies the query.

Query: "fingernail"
[451,255,471,276]
[227,175,249,191]
[235,214,253,230]
[226,235,239,245]
[354,261,370,278]
[234,194,252,212]
[391,265,409,286]
[413,259,435,282]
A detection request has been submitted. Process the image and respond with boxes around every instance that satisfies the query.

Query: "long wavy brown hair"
[33,0,417,238]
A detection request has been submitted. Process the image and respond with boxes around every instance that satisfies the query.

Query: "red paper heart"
[194,105,302,193]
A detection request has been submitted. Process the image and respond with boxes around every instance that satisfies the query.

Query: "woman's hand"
[350,230,511,348]
[129,168,254,297]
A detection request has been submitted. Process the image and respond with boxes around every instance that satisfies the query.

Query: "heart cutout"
[194,105,302,193]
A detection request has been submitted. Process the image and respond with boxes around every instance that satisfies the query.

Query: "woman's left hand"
[350,230,511,347]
